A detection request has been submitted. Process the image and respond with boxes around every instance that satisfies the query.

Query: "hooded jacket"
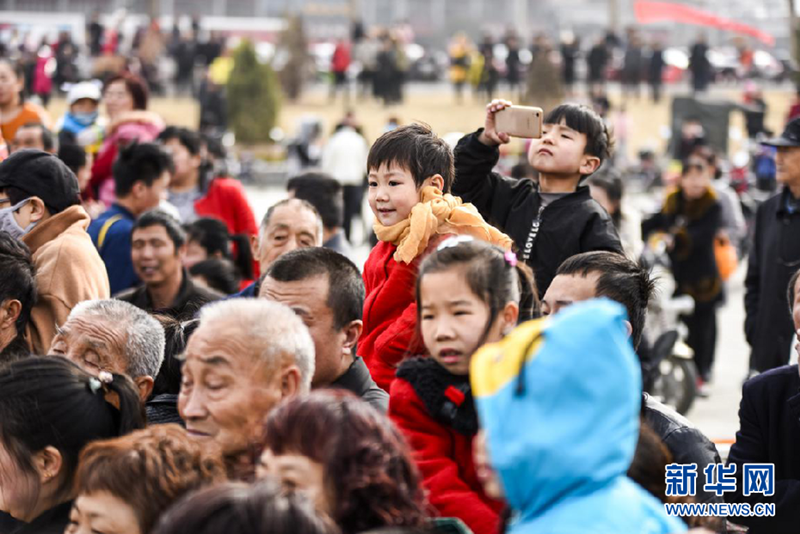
[23,205,110,354]
[471,299,686,534]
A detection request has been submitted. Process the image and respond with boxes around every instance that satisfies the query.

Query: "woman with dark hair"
[0,356,145,534]
[257,390,429,534]
[147,316,198,426]
[643,155,723,396]
[152,479,335,534]
[90,73,165,205]
[67,425,226,534]
[184,217,254,287]
[0,58,52,142]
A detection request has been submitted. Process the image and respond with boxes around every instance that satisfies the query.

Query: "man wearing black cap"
[744,118,800,375]
[0,149,109,354]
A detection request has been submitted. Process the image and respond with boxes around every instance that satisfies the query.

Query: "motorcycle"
[638,235,699,415]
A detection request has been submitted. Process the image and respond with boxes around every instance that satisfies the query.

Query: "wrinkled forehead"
[185,322,275,374]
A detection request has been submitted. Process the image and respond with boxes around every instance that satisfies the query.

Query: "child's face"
[419,269,505,376]
[527,120,598,177]
[368,163,428,226]
[71,98,98,115]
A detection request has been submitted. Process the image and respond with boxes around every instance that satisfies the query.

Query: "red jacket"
[361,241,426,392]
[196,177,260,281]
[389,360,503,534]
[195,177,258,238]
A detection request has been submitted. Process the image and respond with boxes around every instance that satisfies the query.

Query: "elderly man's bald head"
[178,298,315,458]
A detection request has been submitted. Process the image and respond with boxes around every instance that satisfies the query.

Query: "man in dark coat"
[648,41,665,103]
[258,247,388,412]
[116,210,222,320]
[689,34,712,94]
[745,119,800,373]
[726,271,800,534]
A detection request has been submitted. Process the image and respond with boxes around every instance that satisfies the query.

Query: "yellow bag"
[715,236,738,281]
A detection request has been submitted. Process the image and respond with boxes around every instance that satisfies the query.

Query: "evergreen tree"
[227,39,282,144]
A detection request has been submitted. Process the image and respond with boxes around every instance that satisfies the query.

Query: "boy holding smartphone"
[454,99,623,297]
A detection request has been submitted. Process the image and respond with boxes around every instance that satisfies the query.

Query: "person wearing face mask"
[0,149,110,354]
[55,81,107,155]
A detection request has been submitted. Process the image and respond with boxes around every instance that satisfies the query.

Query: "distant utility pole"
[609,0,621,35]
[147,0,159,19]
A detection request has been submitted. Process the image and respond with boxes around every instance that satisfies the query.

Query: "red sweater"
[389,368,503,534]
[361,241,426,392]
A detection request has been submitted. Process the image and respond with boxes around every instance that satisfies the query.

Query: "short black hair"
[0,233,36,335]
[133,210,187,251]
[556,251,655,349]
[158,126,202,156]
[287,172,344,230]
[113,142,174,198]
[57,144,87,175]
[788,268,800,314]
[190,259,241,295]
[367,123,454,192]
[545,104,614,169]
[17,122,55,152]
[266,247,364,330]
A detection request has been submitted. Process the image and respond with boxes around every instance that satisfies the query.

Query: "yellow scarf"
[374,186,514,264]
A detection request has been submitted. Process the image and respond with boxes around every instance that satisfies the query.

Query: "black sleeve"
[641,212,668,240]
[725,380,800,531]
[744,203,764,346]
[453,129,532,228]
[579,211,623,254]
[661,426,722,504]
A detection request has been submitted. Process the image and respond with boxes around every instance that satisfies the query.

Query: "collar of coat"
[396,356,478,436]
[662,186,717,221]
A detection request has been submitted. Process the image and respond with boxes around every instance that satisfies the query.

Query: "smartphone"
[495,106,544,138]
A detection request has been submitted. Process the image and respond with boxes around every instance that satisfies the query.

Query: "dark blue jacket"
[88,204,138,295]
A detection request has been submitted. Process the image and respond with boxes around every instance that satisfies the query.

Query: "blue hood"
[471,299,686,533]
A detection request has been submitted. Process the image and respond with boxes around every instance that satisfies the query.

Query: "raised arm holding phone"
[453,99,623,297]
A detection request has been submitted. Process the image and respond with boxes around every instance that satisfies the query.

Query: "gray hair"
[198,298,315,393]
[69,299,166,380]
[258,198,324,246]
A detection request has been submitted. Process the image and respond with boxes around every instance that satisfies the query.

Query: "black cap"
[0,149,81,213]
[762,118,800,148]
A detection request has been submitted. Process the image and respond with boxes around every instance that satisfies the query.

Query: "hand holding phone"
[494,106,544,139]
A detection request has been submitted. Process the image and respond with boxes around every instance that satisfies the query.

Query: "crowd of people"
[0,15,800,534]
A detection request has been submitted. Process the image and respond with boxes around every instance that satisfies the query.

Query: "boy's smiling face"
[368,163,442,226]
[527,119,600,178]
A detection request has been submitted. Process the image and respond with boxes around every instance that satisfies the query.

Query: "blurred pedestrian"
[689,33,712,94]
[648,41,665,103]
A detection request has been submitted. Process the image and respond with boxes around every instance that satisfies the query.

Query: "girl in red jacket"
[363,123,512,392]
[388,237,538,534]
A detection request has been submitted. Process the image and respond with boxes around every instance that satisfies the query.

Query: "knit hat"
[0,149,80,213]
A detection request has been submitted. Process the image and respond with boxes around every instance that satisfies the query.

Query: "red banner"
[634,1,775,47]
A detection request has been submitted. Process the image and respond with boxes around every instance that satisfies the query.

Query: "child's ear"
[501,301,520,335]
[426,174,445,191]
[579,155,601,176]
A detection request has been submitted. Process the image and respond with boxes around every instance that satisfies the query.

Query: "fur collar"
[396,357,478,436]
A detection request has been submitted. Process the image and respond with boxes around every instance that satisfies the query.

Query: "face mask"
[0,199,36,240]
[71,111,98,127]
